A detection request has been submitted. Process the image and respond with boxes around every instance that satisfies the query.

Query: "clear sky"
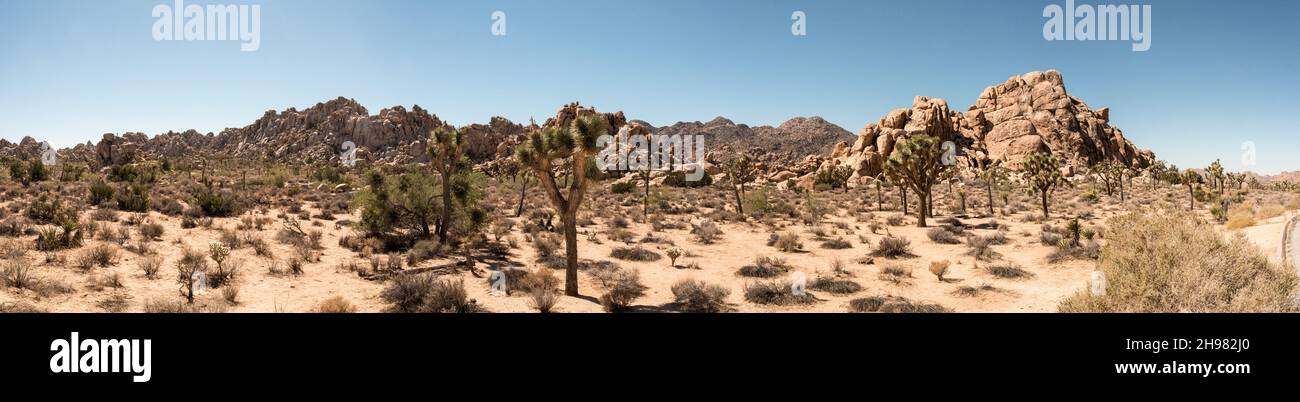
[1,0,1297,173]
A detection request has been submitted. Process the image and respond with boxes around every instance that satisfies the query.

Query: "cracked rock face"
[829,70,1153,183]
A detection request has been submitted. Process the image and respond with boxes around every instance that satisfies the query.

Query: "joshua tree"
[429,127,466,242]
[883,134,950,227]
[1093,161,1121,196]
[1020,152,1068,219]
[1182,169,1203,210]
[1146,160,1168,189]
[978,165,1008,216]
[723,154,759,215]
[515,114,609,296]
[1205,159,1225,197]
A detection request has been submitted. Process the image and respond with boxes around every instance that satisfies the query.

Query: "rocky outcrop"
[827,70,1153,183]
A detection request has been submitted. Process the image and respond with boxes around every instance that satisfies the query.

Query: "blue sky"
[1,0,1297,173]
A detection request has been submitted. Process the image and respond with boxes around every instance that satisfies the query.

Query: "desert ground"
[2,159,1296,313]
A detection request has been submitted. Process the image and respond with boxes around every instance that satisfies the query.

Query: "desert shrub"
[743,281,816,305]
[690,220,723,244]
[192,184,242,217]
[985,264,1034,279]
[670,279,730,312]
[818,237,851,250]
[1058,211,1299,312]
[929,260,951,281]
[878,265,913,284]
[870,236,913,258]
[115,184,151,212]
[94,293,131,311]
[598,267,647,312]
[222,286,240,305]
[965,235,1001,261]
[610,181,637,194]
[610,246,661,262]
[848,296,948,313]
[532,233,560,259]
[1039,230,1062,247]
[406,240,440,266]
[315,296,358,313]
[89,179,115,205]
[663,171,713,188]
[2,257,34,289]
[352,169,486,242]
[381,274,480,313]
[807,276,862,295]
[133,254,161,279]
[926,227,961,244]
[0,217,27,237]
[606,228,635,243]
[737,256,791,278]
[886,215,905,226]
[81,244,119,268]
[772,231,803,252]
[527,288,560,313]
[139,221,164,241]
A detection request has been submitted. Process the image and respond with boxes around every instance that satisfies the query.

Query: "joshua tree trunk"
[562,213,578,296]
[1188,184,1195,210]
[987,180,995,216]
[733,183,745,215]
[643,170,650,217]
[876,181,883,211]
[515,176,530,217]
[916,192,928,227]
[1040,191,1050,219]
[901,187,908,215]
[438,171,452,242]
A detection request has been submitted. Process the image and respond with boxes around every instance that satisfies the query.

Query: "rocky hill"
[651,116,853,166]
[822,70,1154,184]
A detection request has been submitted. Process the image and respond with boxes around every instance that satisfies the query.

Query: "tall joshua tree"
[1205,159,1225,197]
[1020,152,1068,219]
[883,134,949,227]
[978,165,1008,216]
[1182,169,1203,210]
[515,114,609,296]
[723,154,759,215]
[429,127,466,242]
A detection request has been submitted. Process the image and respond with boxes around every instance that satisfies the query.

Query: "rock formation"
[826,70,1153,184]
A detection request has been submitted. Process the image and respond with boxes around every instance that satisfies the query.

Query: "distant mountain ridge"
[0,98,852,169]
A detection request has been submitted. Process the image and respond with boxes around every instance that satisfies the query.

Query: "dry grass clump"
[737,256,792,278]
[926,227,962,244]
[690,220,723,244]
[138,255,162,279]
[670,279,731,312]
[1059,211,1298,312]
[953,284,1001,297]
[772,231,803,252]
[315,296,358,313]
[807,276,862,295]
[877,265,913,284]
[819,238,852,249]
[597,267,647,312]
[928,260,951,281]
[610,246,661,262]
[985,263,1034,279]
[742,281,817,305]
[870,236,913,258]
[848,295,948,313]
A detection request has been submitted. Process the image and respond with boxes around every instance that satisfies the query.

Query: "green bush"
[663,171,712,188]
[115,184,151,212]
[610,181,637,194]
[192,185,241,217]
[89,179,115,205]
